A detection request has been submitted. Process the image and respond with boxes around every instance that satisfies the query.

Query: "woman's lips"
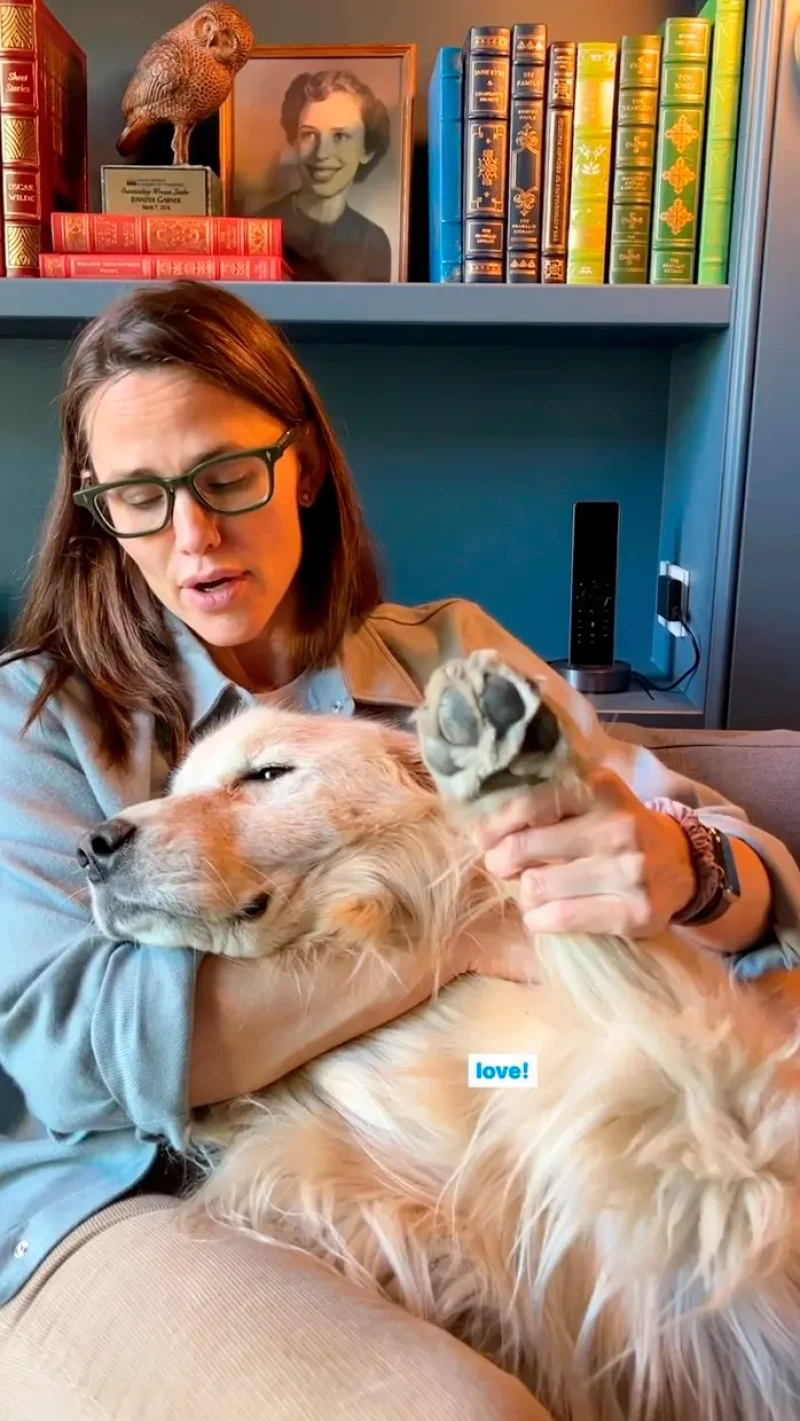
[181,572,249,612]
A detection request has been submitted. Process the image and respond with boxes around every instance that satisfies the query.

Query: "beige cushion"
[608,727,800,865]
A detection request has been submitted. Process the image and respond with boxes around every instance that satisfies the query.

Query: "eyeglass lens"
[95,453,273,534]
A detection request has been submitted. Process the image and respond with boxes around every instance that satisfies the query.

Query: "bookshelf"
[0,279,732,340]
[0,0,792,732]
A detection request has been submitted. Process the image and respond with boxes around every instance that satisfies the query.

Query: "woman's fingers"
[519,852,645,907]
[473,777,594,852]
[523,890,651,936]
[484,808,638,879]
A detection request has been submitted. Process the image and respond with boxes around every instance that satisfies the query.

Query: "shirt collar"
[167,608,421,736]
[339,615,422,708]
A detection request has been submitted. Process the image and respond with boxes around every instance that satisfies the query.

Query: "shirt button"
[14,1239,29,1259]
[330,701,344,714]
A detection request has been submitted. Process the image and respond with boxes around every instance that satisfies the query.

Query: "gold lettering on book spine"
[0,4,34,51]
[1,114,37,163]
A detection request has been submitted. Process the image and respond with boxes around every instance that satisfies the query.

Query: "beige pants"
[0,1194,553,1420]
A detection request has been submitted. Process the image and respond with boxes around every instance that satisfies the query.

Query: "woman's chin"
[177,598,277,648]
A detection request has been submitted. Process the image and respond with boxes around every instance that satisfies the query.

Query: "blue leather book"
[428,46,464,282]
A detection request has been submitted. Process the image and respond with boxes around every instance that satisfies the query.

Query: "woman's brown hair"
[4,280,383,767]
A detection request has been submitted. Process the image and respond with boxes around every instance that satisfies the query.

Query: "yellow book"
[566,42,619,284]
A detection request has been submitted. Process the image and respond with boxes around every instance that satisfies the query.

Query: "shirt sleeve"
[449,601,800,970]
[0,661,199,1148]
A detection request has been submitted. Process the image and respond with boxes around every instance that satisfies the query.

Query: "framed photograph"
[220,44,416,283]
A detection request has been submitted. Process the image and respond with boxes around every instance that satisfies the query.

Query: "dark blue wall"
[0,338,673,675]
[301,341,670,668]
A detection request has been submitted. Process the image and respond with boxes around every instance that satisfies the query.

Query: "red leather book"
[40,253,285,281]
[52,214,283,257]
[0,0,88,277]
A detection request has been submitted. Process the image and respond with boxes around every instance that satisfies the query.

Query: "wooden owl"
[117,4,255,165]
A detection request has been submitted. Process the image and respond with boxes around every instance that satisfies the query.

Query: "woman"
[260,69,393,282]
[0,281,797,1420]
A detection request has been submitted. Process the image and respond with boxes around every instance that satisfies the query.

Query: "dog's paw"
[414,650,573,806]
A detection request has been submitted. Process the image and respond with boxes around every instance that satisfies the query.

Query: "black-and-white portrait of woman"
[222,46,415,283]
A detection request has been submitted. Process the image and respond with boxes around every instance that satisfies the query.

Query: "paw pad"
[415,650,569,805]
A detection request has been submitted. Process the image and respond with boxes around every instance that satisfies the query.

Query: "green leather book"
[697,0,746,285]
[650,17,713,284]
[609,35,662,284]
[566,42,619,284]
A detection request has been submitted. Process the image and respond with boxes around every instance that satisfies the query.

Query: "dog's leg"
[414,650,686,1023]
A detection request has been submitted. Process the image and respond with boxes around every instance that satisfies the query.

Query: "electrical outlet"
[658,562,689,637]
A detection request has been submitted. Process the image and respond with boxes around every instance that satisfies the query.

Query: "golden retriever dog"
[81,651,800,1421]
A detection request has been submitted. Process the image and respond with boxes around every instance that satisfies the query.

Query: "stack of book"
[428,2,746,286]
[0,0,88,278]
[40,215,285,282]
[0,0,285,282]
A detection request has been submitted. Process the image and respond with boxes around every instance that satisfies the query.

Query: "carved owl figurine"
[117,4,255,165]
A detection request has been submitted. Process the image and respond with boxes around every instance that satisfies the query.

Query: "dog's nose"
[76,818,137,882]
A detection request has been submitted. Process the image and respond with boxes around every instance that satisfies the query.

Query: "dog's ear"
[324,893,397,947]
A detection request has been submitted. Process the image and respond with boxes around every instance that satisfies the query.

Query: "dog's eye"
[240,764,295,785]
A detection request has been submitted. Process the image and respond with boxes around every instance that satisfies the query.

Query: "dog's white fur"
[88,698,800,1421]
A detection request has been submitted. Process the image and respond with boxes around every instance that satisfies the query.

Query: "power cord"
[631,616,701,698]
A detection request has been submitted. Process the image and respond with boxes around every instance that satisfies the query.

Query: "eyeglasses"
[73,426,303,538]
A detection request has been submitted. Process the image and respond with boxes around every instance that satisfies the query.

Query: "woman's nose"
[171,489,221,553]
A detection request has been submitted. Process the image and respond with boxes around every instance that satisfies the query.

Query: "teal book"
[428,47,464,282]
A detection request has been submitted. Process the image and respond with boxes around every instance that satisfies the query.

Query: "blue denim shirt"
[2,598,799,1305]
[0,613,360,1305]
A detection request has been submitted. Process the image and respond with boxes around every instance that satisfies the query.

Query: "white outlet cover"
[658,561,689,637]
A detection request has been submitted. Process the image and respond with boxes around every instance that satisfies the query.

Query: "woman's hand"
[473,768,697,939]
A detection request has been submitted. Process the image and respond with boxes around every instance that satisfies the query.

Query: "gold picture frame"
[220,44,417,282]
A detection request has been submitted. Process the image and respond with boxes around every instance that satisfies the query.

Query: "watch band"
[646,798,740,926]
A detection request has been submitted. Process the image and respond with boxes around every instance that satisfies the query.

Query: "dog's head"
[77,705,458,958]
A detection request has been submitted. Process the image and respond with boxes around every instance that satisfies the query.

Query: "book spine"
[609,35,662,285]
[40,254,285,280]
[0,130,4,276]
[697,0,745,285]
[506,23,547,284]
[566,42,619,284]
[540,42,577,284]
[0,0,88,278]
[0,1,39,277]
[428,46,463,282]
[650,18,713,285]
[463,26,511,284]
[51,214,283,257]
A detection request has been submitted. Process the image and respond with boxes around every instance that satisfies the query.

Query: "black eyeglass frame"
[73,425,304,538]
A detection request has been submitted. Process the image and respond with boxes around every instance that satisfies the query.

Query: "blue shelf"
[590,686,703,727]
[0,279,732,342]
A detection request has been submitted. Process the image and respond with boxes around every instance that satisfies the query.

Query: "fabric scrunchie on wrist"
[646,797,726,925]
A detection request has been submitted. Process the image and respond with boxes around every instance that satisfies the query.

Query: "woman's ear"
[296,424,327,509]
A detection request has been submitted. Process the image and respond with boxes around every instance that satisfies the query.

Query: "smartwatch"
[647,799,742,926]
